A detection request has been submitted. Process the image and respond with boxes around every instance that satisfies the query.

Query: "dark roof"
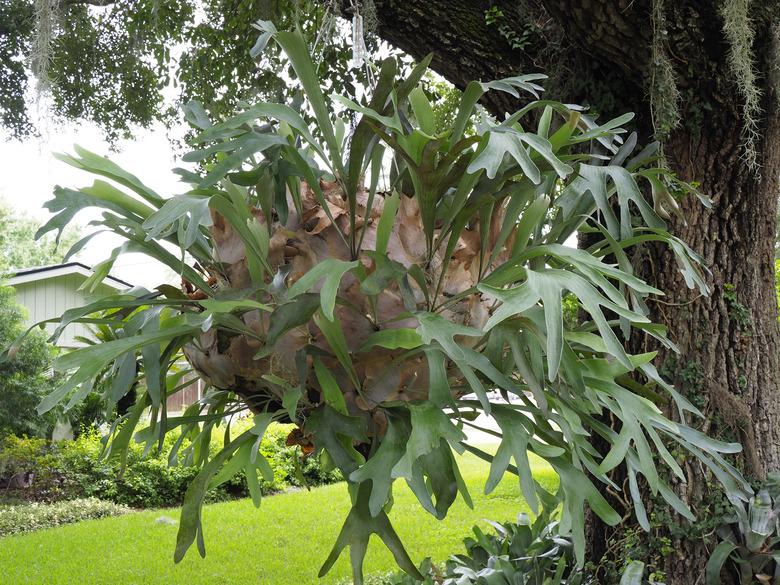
[11,261,134,288]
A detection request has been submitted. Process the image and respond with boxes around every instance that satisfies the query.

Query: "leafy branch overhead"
[5,21,751,585]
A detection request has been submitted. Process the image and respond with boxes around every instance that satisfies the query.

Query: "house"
[8,262,202,412]
[8,261,133,348]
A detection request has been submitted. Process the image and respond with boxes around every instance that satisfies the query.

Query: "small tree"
[0,200,80,275]
[0,286,58,438]
[12,24,751,583]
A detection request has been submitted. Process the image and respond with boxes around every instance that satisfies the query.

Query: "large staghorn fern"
[6,22,751,583]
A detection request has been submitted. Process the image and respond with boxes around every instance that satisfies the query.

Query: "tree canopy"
[0,200,80,274]
[1,0,382,141]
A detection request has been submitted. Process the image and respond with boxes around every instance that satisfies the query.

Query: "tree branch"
[63,0,116,6]
[353,0,650,116]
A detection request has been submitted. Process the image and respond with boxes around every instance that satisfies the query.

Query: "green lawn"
[0,451,557,584]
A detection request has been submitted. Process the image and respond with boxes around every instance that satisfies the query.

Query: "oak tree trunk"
[357,1,780,582]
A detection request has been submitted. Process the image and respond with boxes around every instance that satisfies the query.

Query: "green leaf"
[529,270,564,380]
[409,86,436,135]
[555,463,621,564]
[620,561,646,585]
[487,406,539,513]
[142,193,212,250]
[415,312,482,361]
[174,431,253,562]
[57,145,165,208]
[424,348,453,408]
[79,179,156,220]
[259,294,320,356]
[350,412,410,516]
[282,387,302,422]
[360,255,408,297]
[318,482,422,583]
[105,395,146,469]
[706,541,739,585]
[406,440,468,520]
[392,401,466,480]
[333,94,403,132]
[359,328,422,351]
[375,192,400,256]
[467,130,541,183]
[346,58,397,203]
[198,134,288,188]
[314,357,348,414]
[41,322,202,414]
[313,311,360,391]
[272,28,343,176]
[109,352,139,405]
[451,81,483,144]
[199,299,271,313]
[479,281,539,332]
[305,405,366,476]
[287,259,358,321]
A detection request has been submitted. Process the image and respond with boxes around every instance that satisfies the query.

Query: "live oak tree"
[3,25,756,584]
[5,1,779,582]
[0,0,370,141]
[352,2,780,582]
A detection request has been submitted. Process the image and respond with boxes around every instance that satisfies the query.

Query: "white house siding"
[12,274,117,348]
[10,265,202,413]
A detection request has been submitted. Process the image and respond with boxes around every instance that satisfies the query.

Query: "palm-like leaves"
[6,22,750,584]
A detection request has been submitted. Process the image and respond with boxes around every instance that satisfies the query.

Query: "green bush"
[258,423,342,489]
[0,423,341,508]
[0,286,60,439]
[0,497,130,537]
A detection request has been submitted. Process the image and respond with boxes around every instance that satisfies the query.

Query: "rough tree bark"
[358,1,780,582]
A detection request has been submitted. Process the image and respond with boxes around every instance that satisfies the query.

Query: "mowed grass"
[0,450,557,584]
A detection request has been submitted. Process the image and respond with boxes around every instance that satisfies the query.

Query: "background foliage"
[0,422,340,508]
[1,0,380,141]
[0,285,60,438]
[0,497,130,537]
[0,200,80,274]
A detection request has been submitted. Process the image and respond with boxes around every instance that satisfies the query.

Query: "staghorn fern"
[4,21,752,584]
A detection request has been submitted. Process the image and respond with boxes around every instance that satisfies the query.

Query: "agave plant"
[6,21,752,584]
[380,493,593,584]
[444,495,593,585]
[706,475,780,584]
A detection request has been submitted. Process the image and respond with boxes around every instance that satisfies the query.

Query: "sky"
[0,117,187,289]
[0,20,398,290]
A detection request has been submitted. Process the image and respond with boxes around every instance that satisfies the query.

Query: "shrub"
[0,286,59,439]
[0,423,340,508]
[0,498,130,537]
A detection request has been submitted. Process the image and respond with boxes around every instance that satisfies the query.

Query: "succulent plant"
[707,474,780,584]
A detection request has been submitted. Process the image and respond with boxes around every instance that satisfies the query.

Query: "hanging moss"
[720,0,762,173]
[30,0,59,96]
[649,0,681,141]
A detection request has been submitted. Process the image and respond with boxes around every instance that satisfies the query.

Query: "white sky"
[0,119,187,289]
[0,20,398,290]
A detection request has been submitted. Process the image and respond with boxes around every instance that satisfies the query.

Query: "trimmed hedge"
[0,498,130,537]
[0,422,341,508]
